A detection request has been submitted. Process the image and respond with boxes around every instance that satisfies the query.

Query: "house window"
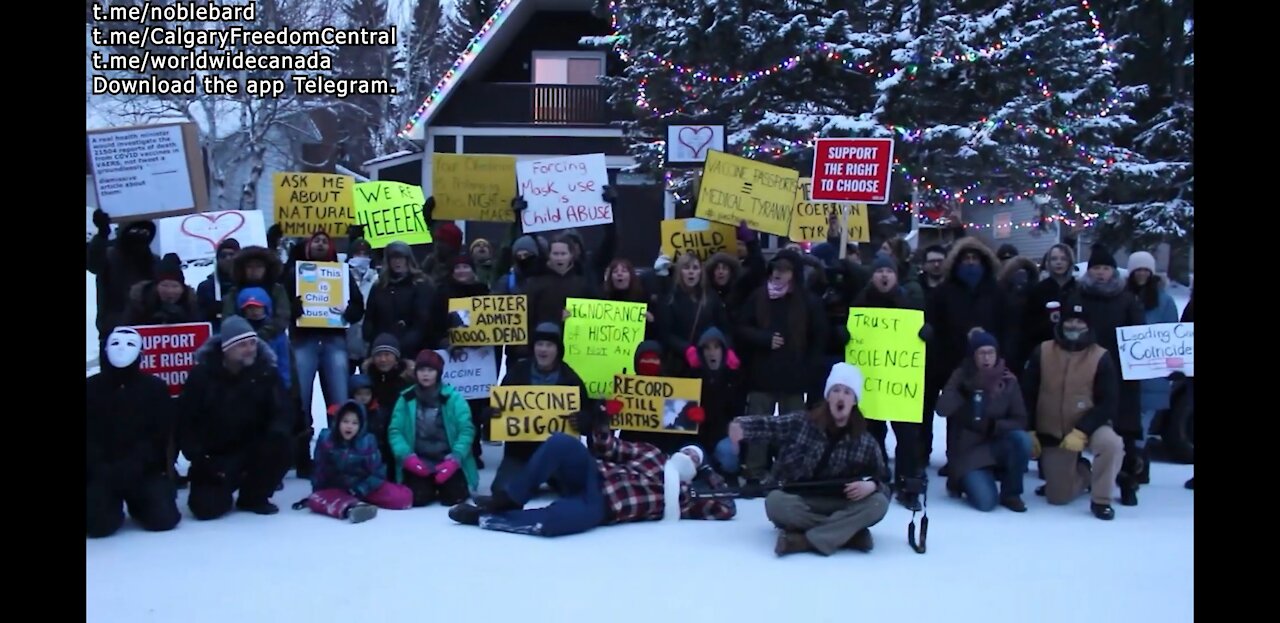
[530,51,606,123]
[532,51,605,85]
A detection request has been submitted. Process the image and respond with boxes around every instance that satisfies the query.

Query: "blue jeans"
[483,433,605,537]
[292,333,350,428]
[960,430,1031,511]
[714,437,740,476]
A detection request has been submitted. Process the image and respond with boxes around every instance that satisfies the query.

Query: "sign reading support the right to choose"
[844,307,925,422]
[810,138,894,204]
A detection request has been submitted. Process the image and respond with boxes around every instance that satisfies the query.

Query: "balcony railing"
[433,82,627,126]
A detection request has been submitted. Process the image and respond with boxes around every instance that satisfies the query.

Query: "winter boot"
[774,531,814,556]
[938,464,951,478]
[345,503,377,524]
[236,499,280,515]
[895,476,924,512]
[895,489,923,512]
[845,529,874,552]
[474,488,521,513]
[1091,502,1115,521]
[1135,445,1151,485]
[448,503,482,526]
[1000,496,1027,512]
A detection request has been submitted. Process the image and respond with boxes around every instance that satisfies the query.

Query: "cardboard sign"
[516,154,612,234]
[563,298,647,398]
[666,125,725,164]
[490,386,582,442]
[844,307,925,422]
[272,173,356,237]
[1116,323,1194,381]
[294,261,349,328]
[447,295,529,346]
[432,154,518,222]
[660,218,737,262]
[87,122,208,221]
[353,181,433,248]
[433,347,498,400]
[612,374,703,434]
[696,150,798,237]
[810,138,894,203]
[789,178,870,242]
[158,210,267,262]
[130,322,213,397]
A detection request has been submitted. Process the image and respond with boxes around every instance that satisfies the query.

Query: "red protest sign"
[810,138,895,203]
[131,322,213,397]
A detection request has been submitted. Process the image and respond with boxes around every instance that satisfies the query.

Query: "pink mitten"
[726,349,741,371]
[434,456,461,485]
[403,454,431,478]
[685,345,701,369]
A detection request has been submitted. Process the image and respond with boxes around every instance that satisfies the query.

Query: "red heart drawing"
[677,126,715,159]
[180,211,246,252]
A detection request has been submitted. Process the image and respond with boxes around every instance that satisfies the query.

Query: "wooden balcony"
[433,82,628,126]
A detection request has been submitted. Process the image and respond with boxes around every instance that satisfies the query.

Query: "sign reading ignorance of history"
[447,295,529,346]
[563,298,647,398]
[612,374,703,435]
[489,386,582,442]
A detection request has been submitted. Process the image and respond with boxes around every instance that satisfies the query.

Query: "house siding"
[474,11,616,83]
[963,200,1061,261]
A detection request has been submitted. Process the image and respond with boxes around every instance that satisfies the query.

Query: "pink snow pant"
[306,483,413,519]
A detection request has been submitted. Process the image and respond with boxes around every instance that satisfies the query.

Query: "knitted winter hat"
[1127,251,1156,274]
[680,445,705,466]
[1088,244,1117,269]
[450,254,476,270]
[349,237,372,257]
[968,330,999,358]
[532,322,564,355]
[385,241,413,261]
[415,349,445,375]
[469,238,492,254]
[370,333,402,359]
[512,235,539,257]
[1062,298,1090,323]
[433,222,463,250]
[220,316,257,351]
[349,374,373,394]
[156,253,185,285]
[824,362,864,403]
[810,242,837,266]
[634,340,663,376]
[871,252,897,275]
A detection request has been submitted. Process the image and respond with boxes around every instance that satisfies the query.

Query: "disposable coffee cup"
[1046,301,1061,323]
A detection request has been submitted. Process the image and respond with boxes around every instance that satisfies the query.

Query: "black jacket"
[499,358,589,461]
[1075,276,1145,435]
[281,259,366,341]
[925,239,1010,376]
[177,340,291,460]
[736,285,828,394]
[658,287,727,370]
[1023,275,1077,364]
[86,369,174,485]
[525,268,597,330]
[430,278,492,349]
[363,274,435,359]
[87,233,159,335]
[196,269,236,330]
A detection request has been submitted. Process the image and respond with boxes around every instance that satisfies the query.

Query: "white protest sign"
[158,210,268,262]
[1116,322,1194,381]
[434,347,498,400]
[87,123,203,220]
[515,154,612,234]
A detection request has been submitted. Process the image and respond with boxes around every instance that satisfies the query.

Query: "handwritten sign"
[844,307,925,422]
[696,150,798,237]
[87,122,207,220]
[660,218,737,262]
[612,374,703,434]
[434,347,498,400]
[157,210,267,262]
[447,295,529,346]
[563,298,647,398]
[353,181,432,248]
[1116,323,1194,381]
[130,322,212,397]
[294,261,349,328]
[666,125,725,164]
[789,179,870,242]
[516,154,612,234]
[272,173,355,238]
[810,138,894,203]
[432,154,518,222]
[490,386,581,442]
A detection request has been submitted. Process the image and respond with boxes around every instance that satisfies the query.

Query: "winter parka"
[177,338,291,461]
[388,383,479,489]
[312,400,388,497]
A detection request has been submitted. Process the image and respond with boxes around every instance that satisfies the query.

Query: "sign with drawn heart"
[157,210,268,262]
[666,125,725,164]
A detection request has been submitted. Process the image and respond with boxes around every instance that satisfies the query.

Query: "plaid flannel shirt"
[737,412,891,494]
[591,432,737,523]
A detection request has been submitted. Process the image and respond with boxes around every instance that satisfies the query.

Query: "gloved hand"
[653,255,673,277]
[1029,433,1042,459]
[423,196,436,222]
[725,349,741,370]
[92,209,112,234]
[685,345,701,369]
[511,195,528,213]
[403,454,432,478]
[434,456,461,485]
[686,405,706,424]
[918,323,935,342]
[736,221,753,243]
[602,185,618,204]
[267,224,283,250]
[1060,429,1088,453]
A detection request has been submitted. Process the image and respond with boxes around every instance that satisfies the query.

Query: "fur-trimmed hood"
[704,252,742,287]
[941,238,1001,282]
[232,246,283,285]
[998,256,1040,285]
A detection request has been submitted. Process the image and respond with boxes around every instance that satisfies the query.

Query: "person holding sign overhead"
[388,350,478,506]
[88,210,160,338]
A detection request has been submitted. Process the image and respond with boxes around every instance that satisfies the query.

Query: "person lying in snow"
[447,401,737,536]
[296,400,413,523]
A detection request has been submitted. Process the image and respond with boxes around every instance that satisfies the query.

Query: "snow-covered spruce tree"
[333,0,393,165]
[389,0,446,142]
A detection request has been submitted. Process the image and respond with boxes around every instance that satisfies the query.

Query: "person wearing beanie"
[86,327,182,537]
[996,244,1020,264]
[447,401,736,535]
[178,315,292,519]
[1077,244,1145,505]
[88,209,161,338]
[421,221,465,286]
[387,349,478,506]
[125,253,200,326]
[525,234,599,330]
[362,334,414,480]
[197,238,243,330]
[1125,250,1178,479]
[467,238,496,285]
[237,287,292,393]
[935,331,1032,512]
[364,241,434,360]
[682,327,745,478]
[728,362,891,556]
[346,237,379,374]
[618,340,686,454]
[222,246,292,342]
[493,235,542,295]
[301,399,414,522]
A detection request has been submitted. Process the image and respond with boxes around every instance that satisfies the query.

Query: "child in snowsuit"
[237,287,292,392]
[299,400,413,522]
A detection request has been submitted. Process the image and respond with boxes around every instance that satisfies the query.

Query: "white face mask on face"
[106,328,143,368]
[348,256,371,271]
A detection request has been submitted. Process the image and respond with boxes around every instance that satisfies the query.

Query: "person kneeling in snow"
[448,402,736,536]
[728,363,891,556]
[297,400,413,523]
[388,350,479,506]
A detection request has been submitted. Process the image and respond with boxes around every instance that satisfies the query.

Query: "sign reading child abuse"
[696,150,798,237]
[432,154,518,222]
[810,138,894,203]
[295,261,350,328]
[1116,323,1194,381]
[272,173,356,237]
[612,375,703,435]
[844,307,925,422]
[131,322,213,397]
[660,218,737,262]
[490,386,581,442]
[353,181,432,248]
[563,298,648,399]
[447,295,529,346]
[516,154,612,234]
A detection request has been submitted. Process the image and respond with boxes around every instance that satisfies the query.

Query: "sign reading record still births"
[810,138,894,203]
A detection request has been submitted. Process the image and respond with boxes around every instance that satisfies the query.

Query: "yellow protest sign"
[696,150,798,237]
[660,218,737,262]
[447,295,529,346]
[489,386,581,442]
[612,374,703,434]
[272,173,355,237]
[353,181,433,249]
[563,298,648,398]
[294,261,349,328]
[432,154,518,222]
[790,178,870,242]
[844,307,925,423]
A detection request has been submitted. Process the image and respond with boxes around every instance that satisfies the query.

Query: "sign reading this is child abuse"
[131,322,213,397]
[273,172,355,237]
[563,298,647,399]
[810,138,894,204]
[516,154,612,234]
[844,307,925,422]
[295,261,349,328]
[612,374,703,434]
[489,386,581,442]
[447,295,529,346]
[354,181,432,248]
[696,150,799,237]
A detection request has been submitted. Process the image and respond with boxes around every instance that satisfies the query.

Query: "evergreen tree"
[334,0,393,165]
[391,0,446,143]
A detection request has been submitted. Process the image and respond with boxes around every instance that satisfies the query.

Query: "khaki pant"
[764,490,889,555]
[1041,425,1125,505]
